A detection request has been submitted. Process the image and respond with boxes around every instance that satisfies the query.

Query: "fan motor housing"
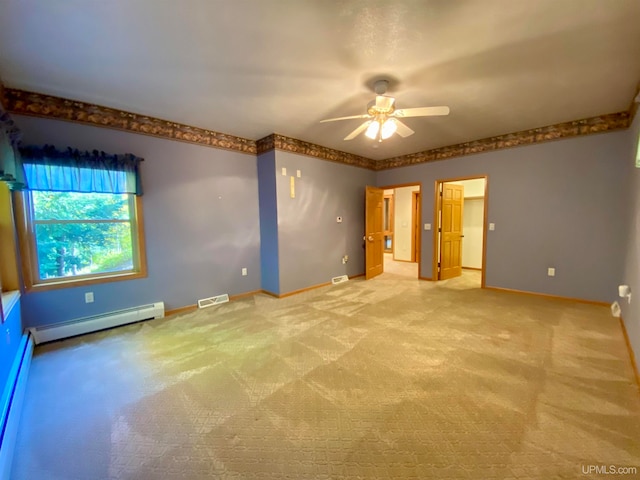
[367,98,395,116]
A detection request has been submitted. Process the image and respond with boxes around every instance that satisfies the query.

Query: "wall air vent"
[331,275,349,285]
[198,294,229,309]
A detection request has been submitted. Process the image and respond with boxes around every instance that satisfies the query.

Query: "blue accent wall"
[257,151,280,295]
[0,300,23,412]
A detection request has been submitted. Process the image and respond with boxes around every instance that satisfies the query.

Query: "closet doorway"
[432,176,488,287]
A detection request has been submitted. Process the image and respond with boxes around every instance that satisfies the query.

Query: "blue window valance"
[19,144,144,195]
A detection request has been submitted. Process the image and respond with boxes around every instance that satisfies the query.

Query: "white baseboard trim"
[0,333,34,480]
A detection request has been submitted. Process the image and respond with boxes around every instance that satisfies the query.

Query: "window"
[12,144,147,291]
[16,190,146,290]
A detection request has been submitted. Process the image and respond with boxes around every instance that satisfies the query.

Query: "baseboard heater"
[29,302,165,345]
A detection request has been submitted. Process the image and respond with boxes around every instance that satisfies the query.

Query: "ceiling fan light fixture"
[381,118,397,139]
[365,120,380,139]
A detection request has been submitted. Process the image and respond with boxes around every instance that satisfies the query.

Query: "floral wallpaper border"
[4,88,635,171]
[377,111,631,170]
[5,89,257,155]
[256,134,375,169]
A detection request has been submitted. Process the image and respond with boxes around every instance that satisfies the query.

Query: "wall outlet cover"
[611,301,621,317]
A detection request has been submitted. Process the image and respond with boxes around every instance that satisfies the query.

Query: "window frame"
[14,190,147,292]
[0,182,20,321]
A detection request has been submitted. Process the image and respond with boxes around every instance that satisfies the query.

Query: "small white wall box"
[618,285,632,304]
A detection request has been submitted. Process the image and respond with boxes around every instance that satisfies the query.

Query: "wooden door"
[439,184,464,279]
[365,186,384,280]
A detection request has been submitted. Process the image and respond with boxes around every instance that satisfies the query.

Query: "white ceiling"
[1,0,639,160]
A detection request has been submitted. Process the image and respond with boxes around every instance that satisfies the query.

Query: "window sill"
[27,271,147,292]
[1,290,20,316]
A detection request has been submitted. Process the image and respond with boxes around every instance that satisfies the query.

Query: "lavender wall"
[274,151,375,294]
[377,131,629,303]
[621,112,640,359]
[14,115,261,328]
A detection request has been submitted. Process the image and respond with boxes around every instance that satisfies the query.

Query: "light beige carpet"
[12,271,640,479]
[383,253,419,278]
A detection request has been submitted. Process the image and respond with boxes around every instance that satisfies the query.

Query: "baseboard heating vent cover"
[332,275,349,285]
[29,302,165,345]
[198,294,229,309]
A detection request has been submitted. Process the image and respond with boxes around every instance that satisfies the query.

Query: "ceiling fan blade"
[393,106,450,118]
[320,114,371,123]
[344,121,371,140]
[394,119,415,138]
[375,95,395,111]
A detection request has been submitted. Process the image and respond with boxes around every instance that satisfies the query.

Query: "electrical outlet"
[85,292,94,303]
[342,255,349,264]
[242,268,248,276]
[547,268,555,277]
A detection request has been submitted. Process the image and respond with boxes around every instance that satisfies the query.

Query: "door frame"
[432,175,488,287]
[411,191,420,263]
[378,182,422,278]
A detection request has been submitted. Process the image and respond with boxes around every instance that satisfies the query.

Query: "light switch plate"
[547,267,555,277]
[424,223,431,230]
[489,223,495,231]
[281,167,286,176]
[296,170,301,178]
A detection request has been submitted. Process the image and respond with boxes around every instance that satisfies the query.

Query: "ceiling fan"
[320,79,450,142]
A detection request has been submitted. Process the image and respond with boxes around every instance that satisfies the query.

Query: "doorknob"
[368,235,374,242]
[363,236,366,241]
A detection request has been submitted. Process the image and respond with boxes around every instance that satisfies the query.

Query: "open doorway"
[378,183,421,278]
[432,176,488,288]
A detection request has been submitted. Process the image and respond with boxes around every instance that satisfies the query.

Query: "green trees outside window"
[31,191,135,279]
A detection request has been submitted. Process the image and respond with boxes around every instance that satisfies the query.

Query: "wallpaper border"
[256,134,376,169]
[4,88,634,170]
[377,111,631,170]
[5,89,257,155]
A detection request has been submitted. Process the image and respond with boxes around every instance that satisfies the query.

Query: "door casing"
[432,175,489,287]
